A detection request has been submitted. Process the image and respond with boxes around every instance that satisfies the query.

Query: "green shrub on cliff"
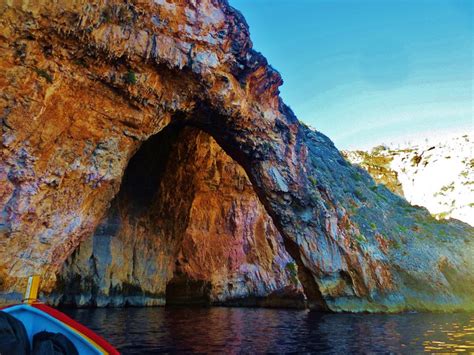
[309,176,318,187]
[33,67,53,83]
[355,233,367,244]
[124,69,137,85]
[285,262,299,286]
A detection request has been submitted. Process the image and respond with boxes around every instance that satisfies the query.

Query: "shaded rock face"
[1,0,473,312]
[49,126,304,307]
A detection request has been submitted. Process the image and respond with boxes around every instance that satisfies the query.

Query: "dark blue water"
[62,307,474,354]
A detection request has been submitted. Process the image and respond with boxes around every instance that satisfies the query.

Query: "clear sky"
[229,0,473,149]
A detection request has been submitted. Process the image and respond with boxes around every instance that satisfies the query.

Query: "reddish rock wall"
[1,0,473,311]
[50,127,304,307]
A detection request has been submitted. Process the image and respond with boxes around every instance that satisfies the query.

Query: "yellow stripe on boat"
[24,275,40,303]
[59,321,108,355]
[15,276,115,354]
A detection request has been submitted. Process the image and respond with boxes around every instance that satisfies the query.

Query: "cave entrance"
[55,122,324,309]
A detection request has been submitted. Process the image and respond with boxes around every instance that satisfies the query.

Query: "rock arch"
[50,124,308,308]
[1,0,473,311]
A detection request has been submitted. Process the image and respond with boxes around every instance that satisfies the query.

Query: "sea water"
[63,307,474,354]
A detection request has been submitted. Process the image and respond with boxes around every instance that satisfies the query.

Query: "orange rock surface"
[1,0,473,311]
[50,127,304,307]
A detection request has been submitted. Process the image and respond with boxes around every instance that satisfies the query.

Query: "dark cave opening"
[56,118,327,310]
[117,123,183,215]
[55,123,191,306]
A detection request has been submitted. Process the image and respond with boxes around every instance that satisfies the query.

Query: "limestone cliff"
[343,133,474,226]
[49,127,304,307]
[1,0,473,312]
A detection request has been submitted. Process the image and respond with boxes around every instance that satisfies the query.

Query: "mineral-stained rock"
[48,127,305,307]
[1,0,473,311]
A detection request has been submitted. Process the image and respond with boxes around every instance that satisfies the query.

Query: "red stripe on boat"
[0,304,14,310]
[31,304,119,355]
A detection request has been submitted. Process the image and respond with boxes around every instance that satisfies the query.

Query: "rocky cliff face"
[49,126,304,307]
[343,133,473,226]
[1,0,473,312]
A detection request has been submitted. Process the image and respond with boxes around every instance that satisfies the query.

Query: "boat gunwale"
[1,303,119,355]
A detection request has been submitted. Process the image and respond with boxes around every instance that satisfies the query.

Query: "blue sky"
[229,0,473,149]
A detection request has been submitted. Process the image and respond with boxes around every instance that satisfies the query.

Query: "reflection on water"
[62,307,474,354]
[422,317,474,353]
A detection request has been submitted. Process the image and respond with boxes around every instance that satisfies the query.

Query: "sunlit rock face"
[1,0,473,311]
[49,127,304,307]
[343,133,474,226]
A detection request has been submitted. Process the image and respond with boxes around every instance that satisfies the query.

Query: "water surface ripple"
[62,307,474,353]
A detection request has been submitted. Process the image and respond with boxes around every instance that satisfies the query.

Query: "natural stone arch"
[50,124,308,308]
[1,0,473,312]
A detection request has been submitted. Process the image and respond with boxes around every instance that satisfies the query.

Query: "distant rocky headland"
[343,133,473,226]
[1,0,473,312]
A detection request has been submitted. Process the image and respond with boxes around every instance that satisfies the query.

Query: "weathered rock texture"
[342,147,404,197]
[343,134,474,226]
[1,0,473,311]
[49,127,304,307]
